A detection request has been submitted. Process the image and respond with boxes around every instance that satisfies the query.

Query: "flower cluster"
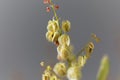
[41,0,100,80]
[40,62,60,80]
[43,0,59,13]
[46,19,60,43]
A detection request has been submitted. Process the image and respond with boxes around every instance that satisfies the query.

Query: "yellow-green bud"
[91,33,101,42]
[67,66,81,80]
[60,48,70,61]
[85,42,94,58]
[50,75,58,80]
[47,20,59,32]
[52,31,60,42]
[46,31,54,42]
[57,44,72,61]
[40,61,44,67]
[53,62,67,77]
[42,74,49,80]
[78,56,87,67]
[62,20,71,32]
[58,34,70,46]
[46,65,52,71]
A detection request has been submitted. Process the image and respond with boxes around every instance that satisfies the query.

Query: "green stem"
[50,0,58,21]
[51,5,58,20]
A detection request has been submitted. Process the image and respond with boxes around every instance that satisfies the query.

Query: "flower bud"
[40,61,44,67]
[42,70,51,80]
[62,20,71,32]
[46,66,52,71]
[78,56,87,67]
[58,34,70,46]
[52,31,60,42]
[42,74,49,80]
[60,48,70,61]
[67,66,81,80]
[53,62,67,77]
[46,31,54,42]
[50,75,58,80]
[85,42,94,58]
[57,44,72,61]
[47,20,59,32]
[91,33,101,42]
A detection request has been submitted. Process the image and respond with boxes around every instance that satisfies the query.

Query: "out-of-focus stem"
[97,55,110,80]
[76,48,85,57]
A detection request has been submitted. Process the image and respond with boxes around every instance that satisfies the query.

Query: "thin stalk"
[50,0,58,21]
[51,5,58,21]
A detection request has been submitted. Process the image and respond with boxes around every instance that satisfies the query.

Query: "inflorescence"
[41,0,100,80]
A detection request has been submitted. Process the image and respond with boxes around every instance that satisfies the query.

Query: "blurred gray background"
[0,0,120,80]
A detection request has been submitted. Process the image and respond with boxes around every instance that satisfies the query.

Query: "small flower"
[40,61,44,67]
[58,47,70,61]
[57,44,72,61]
[58,34,70,46]
[55,5,59,10]
[52,31,60,42]
[78,56,87,67]
[62,20,71,32]
[85,42,94,58]
[67,66,81,80]
[50,75,59,80]
[42,70,52,80]
[47,20,59,32]
[53,62,67,77]
[43,0,50,4]
[46,7,51,12]
[46,65,52,71]
[46,31,54,42]
[46,31,60,42]
[46,20,60,42]
[91,33,101,42]
[42,74,49,80]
